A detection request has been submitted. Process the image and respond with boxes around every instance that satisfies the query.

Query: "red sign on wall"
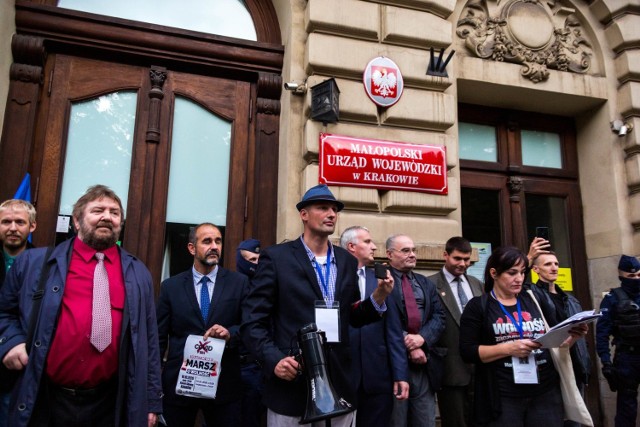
[319,133,447,194]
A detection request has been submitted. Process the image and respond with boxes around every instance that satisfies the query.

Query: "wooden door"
[33,54,252,283]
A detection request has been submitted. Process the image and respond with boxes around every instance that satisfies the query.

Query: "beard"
[3,233,28,251]
[78,219,121,251]
[197,249,220,267]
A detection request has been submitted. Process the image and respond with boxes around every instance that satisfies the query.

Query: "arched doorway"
[0,0,284,285]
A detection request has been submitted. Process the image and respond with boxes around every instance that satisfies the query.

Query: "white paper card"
[315,306,340,343]
[512,354,538,384]
[175,335,225,399]
[56,216,70,233]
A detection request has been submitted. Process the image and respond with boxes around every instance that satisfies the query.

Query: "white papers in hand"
[533,310,601,348]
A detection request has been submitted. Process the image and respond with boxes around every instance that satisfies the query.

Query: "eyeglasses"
[390,247,416,255]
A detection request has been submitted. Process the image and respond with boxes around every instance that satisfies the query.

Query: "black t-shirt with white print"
[486,295,559,397]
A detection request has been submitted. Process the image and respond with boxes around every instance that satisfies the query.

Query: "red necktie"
[402,274,421,334]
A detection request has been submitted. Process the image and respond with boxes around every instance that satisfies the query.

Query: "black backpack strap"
[26,246,53,353]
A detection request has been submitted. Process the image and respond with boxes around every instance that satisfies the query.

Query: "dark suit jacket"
[428,270,483,386]
[390,268,446,357]
[157,267,248,405]
[0,242,35,394]
[350,268,408,394]
[241,238,382,417]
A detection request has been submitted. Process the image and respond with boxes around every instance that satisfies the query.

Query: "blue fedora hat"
[296,184,345,211]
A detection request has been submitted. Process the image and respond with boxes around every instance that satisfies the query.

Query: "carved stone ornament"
[457,0,592,83]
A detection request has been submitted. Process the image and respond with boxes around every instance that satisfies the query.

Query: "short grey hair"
[386,234,409,251]
[339,226,369,248]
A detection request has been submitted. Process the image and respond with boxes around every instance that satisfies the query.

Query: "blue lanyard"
[491,290,524,339]
[314,245,332,299]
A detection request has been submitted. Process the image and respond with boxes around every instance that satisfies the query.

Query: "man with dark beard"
[597,255,640,427]
[157,223,248,426]
[0,185,162,427]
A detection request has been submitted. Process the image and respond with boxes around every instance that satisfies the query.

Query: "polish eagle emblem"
[371,67,397,98]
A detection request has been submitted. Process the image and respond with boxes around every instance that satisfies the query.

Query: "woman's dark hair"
[483,246,528,292]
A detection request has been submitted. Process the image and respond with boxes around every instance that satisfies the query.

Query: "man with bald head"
[157,223,248,426]
[386,234,445,427]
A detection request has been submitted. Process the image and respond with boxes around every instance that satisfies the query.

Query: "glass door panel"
[166,97,231,225]
[461,187,502,251]
[162,96,233,279]
[525,194,570,266]
[57,91,137,243]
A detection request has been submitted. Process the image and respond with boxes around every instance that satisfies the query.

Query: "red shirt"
[46,239,125,388]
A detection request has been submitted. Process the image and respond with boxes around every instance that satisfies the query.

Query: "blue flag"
[13,173,32,202]
[13,173,32,242]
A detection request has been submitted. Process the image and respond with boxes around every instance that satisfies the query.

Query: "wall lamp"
[611,119,634,137]
[310,78,340,124]
[284,80,307,95]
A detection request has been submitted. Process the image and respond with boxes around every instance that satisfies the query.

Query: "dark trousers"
[487,386,563,427]
[614,352,640,427]
[437,384,473,427]
[163,398,241,427]
[355,383,393,427]
[240,361,265,427]
[29,378,117,427]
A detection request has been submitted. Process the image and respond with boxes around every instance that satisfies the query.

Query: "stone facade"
[0,0,639,425]
[270,1,639,424]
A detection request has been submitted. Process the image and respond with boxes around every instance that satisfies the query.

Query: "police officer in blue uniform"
[596,255,640,427]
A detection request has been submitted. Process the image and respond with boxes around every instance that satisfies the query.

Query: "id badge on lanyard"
[492,291,538,384]
[315,301,340,343]
[512,354,538,384]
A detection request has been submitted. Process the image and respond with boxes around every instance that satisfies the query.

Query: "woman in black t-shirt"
[459,246,584,427]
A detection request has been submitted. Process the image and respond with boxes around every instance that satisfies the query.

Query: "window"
[458,105,576,178]
[162,96,233,279]
[58,0,257,40]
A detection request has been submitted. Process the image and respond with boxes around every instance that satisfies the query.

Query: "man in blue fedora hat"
[597,255,640,427]
[242,184,395,426]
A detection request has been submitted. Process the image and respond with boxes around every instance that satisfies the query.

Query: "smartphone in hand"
[374,262,389,280]
[535,226,550,241]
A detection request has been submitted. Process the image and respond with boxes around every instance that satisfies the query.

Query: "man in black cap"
[597,254,640,427]
[242,184,394,426]
[237,238,261,278]
[235,238,264,427]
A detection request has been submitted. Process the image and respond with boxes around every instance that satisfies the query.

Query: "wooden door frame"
[459,104,600,423]
[0,0,284,266]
